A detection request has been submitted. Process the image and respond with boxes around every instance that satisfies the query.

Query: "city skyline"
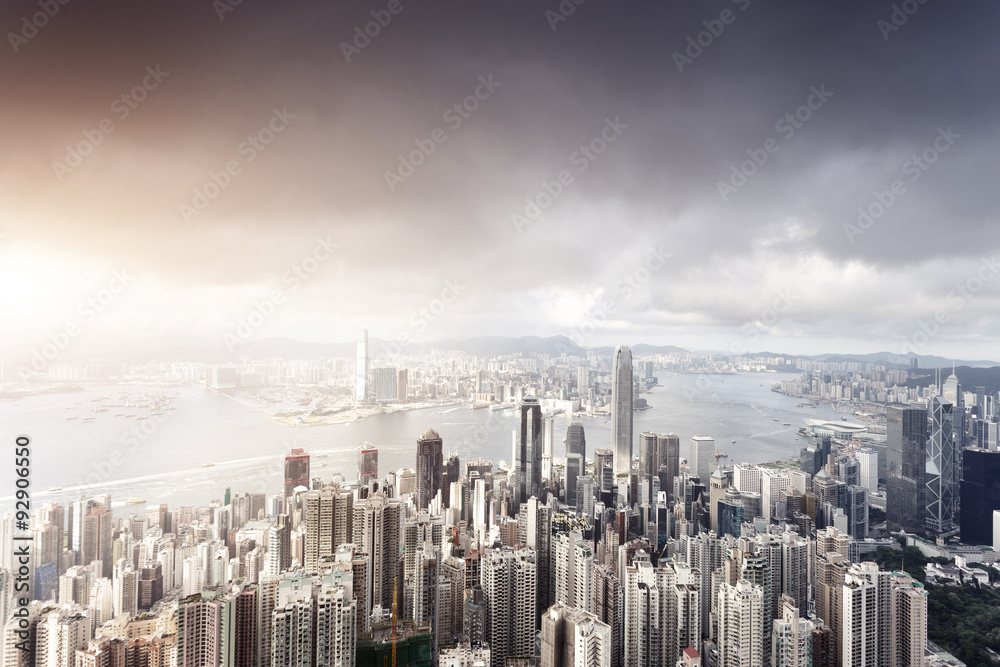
[3,1,1000,665]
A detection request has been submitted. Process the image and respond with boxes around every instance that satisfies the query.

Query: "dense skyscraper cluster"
[12,352,1000,667]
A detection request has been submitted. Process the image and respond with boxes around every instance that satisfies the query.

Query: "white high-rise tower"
[611,345,633,477]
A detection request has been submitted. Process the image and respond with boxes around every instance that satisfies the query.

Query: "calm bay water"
[0,372,836,514]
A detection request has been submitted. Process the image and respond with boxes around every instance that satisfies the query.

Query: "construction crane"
[392,576,398,667]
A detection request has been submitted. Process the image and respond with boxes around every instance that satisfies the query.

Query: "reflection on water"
[1,372,831,512]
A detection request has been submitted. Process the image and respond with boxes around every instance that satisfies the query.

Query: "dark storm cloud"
[1,0,998,355]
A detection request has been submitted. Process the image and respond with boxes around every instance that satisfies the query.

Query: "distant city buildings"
[12,344,998,667]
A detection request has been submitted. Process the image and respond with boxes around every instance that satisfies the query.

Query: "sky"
[1,0,998,361]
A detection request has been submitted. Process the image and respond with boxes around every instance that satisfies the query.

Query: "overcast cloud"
[1,0,998,359]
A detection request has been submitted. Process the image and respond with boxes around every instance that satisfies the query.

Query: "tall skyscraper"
[354,329,370,404]
[889,572,927,667]
[577,365,591,394]
[541,602,612,667]
[357,444,378,487]
[657,433,680,504]
[303,484,354,570]
[690,436,715,481]
[638,432,659,505]
[551,531,592,611]
[886,406,927,535]
[397,368,409,403]
[761,468,791,523]
[178,593,222,667]
[594,449,614,494]
[857,449,879,494]
[219,585,258,667]
[351,492,401,611]
[590,565,622,667]
[623,558,700,667]
[481,546,538,667]
[81,506,114,579]
[717,580,764,667]
[845,485,869,540]
[942,369,960,406]
[772,595,816,667]
[283,448,310,499]
[543,416,556,483]
[271,577,315,667]
[994,510,1000,551]
[718,487,745,538]
[926,397,957,534]
[840,572,879,667]
[37,609,90,667]
[267,514,291,576]
[415,428,444,509]
[960,448,1000,545]
[373,367,397,403]
[566,423,587,509]
[611,344,634,476]
[514,397,543,505]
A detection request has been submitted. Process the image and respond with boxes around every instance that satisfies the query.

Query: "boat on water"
[126,498,145,505]
[489,404,507,411]
[66,416,78,420]
[201,462,215,468]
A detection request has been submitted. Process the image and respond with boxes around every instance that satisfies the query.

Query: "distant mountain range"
[752,350,1000,369]
[25,333,1000,369]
